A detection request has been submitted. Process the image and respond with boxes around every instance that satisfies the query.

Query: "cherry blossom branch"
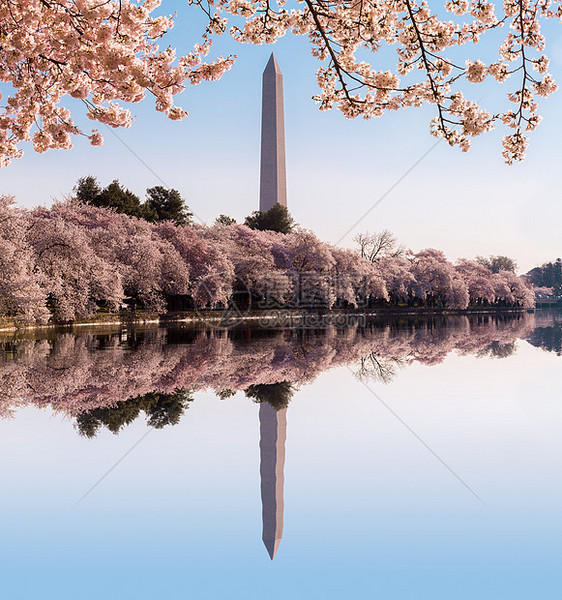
[0,0,559,164]
[403,0,448,138]
[304,0,364,105]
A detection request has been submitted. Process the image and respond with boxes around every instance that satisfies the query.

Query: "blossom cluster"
[0,196,534,324]
[0,0,233,165]
[214,0,560,162]
[0,1,559,164]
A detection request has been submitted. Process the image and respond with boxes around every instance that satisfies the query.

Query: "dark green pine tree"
[215,214,237,226]
[144,186,193,226]
[244,203,296,234]
[74,175,102,204]
[75,176,144,219]
[97,180,144,218]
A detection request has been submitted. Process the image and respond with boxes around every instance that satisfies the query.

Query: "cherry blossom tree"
[155,221,234,305]
[455,258,496,305]
[1,199,535,320]
[220,0,560,163]
[205,224,292,305]
[533,285,554,296]
[29,203,124,320]
[331,246,388,307]
[0,196,48,321]
[492,269,535,307]
[275,230,337,306]
[330,246,367,306]
[30,200,192,316]
[409,248,469,308]
[377,255,417,303]
[0,0,558,165]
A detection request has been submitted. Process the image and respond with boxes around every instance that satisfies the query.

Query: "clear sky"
[2,3,561,273]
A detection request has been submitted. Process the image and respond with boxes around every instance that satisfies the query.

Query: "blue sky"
[1,3,561,273]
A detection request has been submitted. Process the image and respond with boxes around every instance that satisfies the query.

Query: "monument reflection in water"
[259,402,287,559]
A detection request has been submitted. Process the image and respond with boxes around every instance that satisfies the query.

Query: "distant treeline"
[527,259,562,295]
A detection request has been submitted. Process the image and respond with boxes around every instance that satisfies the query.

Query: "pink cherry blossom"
[0,196,48,322]
[0,0,559,164]
[0,198,535,321]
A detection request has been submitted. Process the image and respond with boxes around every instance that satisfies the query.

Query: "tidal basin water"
[1,311,561,599]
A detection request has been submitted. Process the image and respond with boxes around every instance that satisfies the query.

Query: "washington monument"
[259,401,287,560]
[259,53,287,212]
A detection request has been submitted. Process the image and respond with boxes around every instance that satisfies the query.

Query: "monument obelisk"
[259,54,287,212]
[259,401,287,560]
[257,56,288,559]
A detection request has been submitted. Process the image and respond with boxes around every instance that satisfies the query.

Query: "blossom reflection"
[0,313,548,424]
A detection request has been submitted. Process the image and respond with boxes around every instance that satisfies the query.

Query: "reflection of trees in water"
[75,389,193,438]
[526,325,562,356]
[0,313,551,427]
[355,353,408,384]
[476,341,518,359]
[245,382,296,411]
[76,383,294,438]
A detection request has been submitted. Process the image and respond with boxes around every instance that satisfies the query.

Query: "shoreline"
[0,306,537,335]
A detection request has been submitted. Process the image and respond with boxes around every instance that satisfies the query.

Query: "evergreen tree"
[215,214,237,226]
[527,258,562,294]
[73,177,192,224]
[76,176,144,218]
[96,180,144,217]
[74,175,102,204]
[145,186,192,226]
[244,203,295,234]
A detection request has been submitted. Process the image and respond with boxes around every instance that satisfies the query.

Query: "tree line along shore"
[1,176,553,326]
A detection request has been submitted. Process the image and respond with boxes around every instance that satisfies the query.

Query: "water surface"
[1,312,561,599]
